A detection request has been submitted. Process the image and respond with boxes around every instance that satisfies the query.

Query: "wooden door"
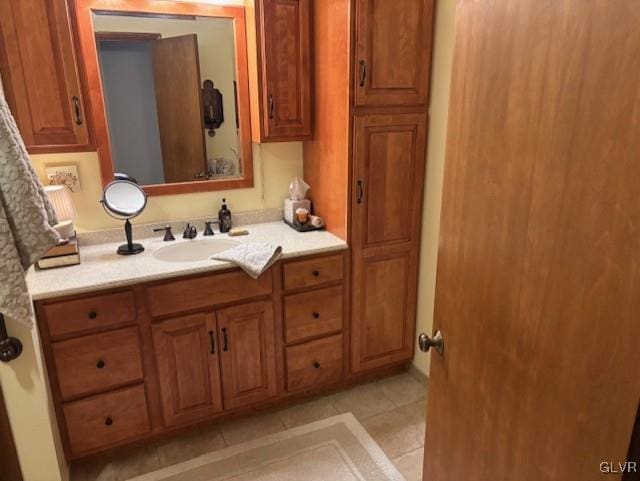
[0,0,90,153]
[354,0,434,107]
[216,301,277,409]
[423,1,640,480]
[152,313,223,427]
[152,34,206,183]
[260,0,312,140]
[0,386,22,481]
[351,113,427,372]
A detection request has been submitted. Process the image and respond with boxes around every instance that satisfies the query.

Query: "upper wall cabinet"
[354,0,434,107]
[247,0,312,142]
[0,0,91,153]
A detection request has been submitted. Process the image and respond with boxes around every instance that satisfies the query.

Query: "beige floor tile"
[277,397,340,429]
[72,446,161,481]
[393,447,424,481]
[377,373,427,407]
[155,425,226,467]
[361,401,426,459]
[220,411,286,446]
[331,382,396,420]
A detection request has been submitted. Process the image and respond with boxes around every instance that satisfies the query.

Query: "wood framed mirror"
[73,0,253,195]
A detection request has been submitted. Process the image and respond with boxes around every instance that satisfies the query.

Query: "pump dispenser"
[218,198,232,233]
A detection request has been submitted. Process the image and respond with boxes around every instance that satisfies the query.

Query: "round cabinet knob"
[312,270,320,277]
[312,312,320,319]
[88,311,98,320]
[313,361,321,369]
[96,359,105,369]
[105,417,113,426]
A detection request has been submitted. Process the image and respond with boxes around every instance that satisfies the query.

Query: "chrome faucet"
[183,223,197,239]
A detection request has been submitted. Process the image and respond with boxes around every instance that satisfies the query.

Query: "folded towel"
[212,242,282,279]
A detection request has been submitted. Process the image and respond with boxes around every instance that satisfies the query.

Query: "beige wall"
[31,142,303,232]
[412,0,457,376]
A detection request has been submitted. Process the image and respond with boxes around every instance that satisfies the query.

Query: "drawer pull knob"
[88,311,98,320]
[312,312,320,319]
[312,270,320,277]
[313,361,321,369]
[96,359,105,369]
[105,417,113,426]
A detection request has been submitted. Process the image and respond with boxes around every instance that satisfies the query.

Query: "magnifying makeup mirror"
[101,179,148,255]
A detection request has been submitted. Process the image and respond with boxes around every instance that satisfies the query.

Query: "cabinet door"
[259,0,312,140]
[352,113,427,250]
[217,301,278,409]
[152,313,223,427]
[351,246,418,372]
[0,0,90,152]
[354,0,434,107]
[351,113,427,372]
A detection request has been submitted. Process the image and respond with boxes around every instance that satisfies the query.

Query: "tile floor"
[71,371,427,481]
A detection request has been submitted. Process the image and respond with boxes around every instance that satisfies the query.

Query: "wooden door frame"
[0,385,23,481]
[72,0,254,195]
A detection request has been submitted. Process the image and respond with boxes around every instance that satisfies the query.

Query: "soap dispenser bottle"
[219,198,232,233]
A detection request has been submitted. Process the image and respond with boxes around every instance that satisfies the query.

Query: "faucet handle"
[154,225,175,242]
[204,220,220,236]
[183,223,195,239]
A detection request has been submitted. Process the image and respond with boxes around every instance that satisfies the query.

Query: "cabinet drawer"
[285,334,343,391]
[285,286,343,344]
[283,254,344,291]
[63,384,150,456]
[146,270,273,318]
[53,327,143,401]
[42,291,136,339]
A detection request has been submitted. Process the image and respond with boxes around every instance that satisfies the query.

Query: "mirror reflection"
[94,12,242,186]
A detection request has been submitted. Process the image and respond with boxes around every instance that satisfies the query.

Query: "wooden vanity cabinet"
[247,0,312,142]
[0,0,91,153]
[34,251,354,461]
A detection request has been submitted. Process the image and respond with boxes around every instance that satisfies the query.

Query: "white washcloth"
[212,242,282,279]
[0,93,60,326]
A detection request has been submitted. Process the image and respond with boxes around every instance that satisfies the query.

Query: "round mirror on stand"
[101,179,147,255]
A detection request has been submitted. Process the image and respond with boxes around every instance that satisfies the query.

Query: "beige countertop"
[27,221,348,301]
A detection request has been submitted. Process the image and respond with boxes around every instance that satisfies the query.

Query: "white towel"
[0,93,60,326]
[212,242,282,279]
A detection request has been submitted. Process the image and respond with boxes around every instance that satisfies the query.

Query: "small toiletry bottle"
[219,198,232,233]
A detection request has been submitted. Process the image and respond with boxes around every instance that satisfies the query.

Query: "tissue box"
[284,199,311,224]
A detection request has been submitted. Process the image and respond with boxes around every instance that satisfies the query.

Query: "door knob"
[418,330,444,355]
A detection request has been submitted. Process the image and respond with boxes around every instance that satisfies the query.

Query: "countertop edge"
[30,243,348,302]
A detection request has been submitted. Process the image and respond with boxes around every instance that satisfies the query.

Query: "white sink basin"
[152,239,240,263]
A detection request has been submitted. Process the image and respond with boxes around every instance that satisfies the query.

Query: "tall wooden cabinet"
[304,0,435,372]
[247,0,312,142]
[0,0,91,153]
